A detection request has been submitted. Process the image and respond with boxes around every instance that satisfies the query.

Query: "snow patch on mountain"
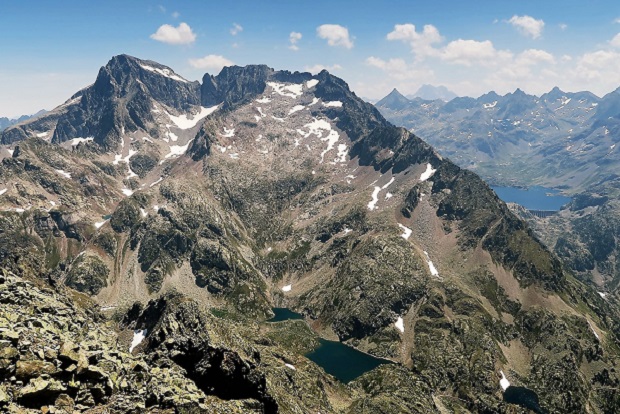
[221,127,235,138]
[500,371,510,391]
[139,64,188,83]
[289,105,305,115]
[167,105,218,129]
[129,329,147,353]
[55,169,71,179]
[95,219,109,229]
[394,317,404,333]
[368,186,381,211]
[419,163,436,182]
[267,82,303,99]
[67,137,93,146]
[164,140,193,160]
[424,251,439,277]
[398,223,412,240]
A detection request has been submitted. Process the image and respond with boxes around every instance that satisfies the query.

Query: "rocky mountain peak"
[201,64,274,108]
[375,88,411,110]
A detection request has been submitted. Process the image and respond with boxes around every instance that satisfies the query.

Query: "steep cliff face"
[1,56,620,413]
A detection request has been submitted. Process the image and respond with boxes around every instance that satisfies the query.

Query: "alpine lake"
[268,308,390,383]
[269,310,546,411]
[491,185,571,211]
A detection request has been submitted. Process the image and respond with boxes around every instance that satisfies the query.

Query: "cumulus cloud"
[386,24,443,58]
[365,56,437,85]
[151,22,196,45]
[304,63,342,74]
[230,23,243,36]
[440,39,510,66]
[508,15,545,39]
[610,33,620,48]
[289,32,302,51]
[365,57,410,78]
[572,50,620,82]
[317,24,353,49]
[516,49,555,65]
[386,23,514,67]
[188,55,234,72]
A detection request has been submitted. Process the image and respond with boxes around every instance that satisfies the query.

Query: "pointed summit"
[375,88,411,110]
[540,86,565,102]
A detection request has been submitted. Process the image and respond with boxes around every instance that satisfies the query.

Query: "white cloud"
[230,23,243,36]
[615,17,620,24]
[189,55,234,72]
[305,63,342,74]
[440,39,508,66]
[517,49,555,66]
[559,23,568,31]
[289,31,302,51]
[386,24,443,58]
[572,50,620,82]
[172,11,180,19]
[365,56,434,82]
[508,15,545,39]
[366,57,408,76]
[317,24,354,49]
[385,23,511,67]
[150,22,196,45]
[610,33,620,48]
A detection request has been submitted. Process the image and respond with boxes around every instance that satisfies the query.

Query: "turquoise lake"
[491,186,571,211]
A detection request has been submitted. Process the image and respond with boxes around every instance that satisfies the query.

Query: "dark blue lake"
[503,386,546,413]
[268,308,305,322]
[268,308,390,382]
[306,339,391,383]
[492,186,570,211]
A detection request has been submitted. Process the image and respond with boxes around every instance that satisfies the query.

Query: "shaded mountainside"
[375,86,620,191]
[2,55,620,412]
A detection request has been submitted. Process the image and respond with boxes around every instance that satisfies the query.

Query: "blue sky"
[2,0,620,115]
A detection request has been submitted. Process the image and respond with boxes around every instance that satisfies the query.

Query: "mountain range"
[0,110,46,132]
[376,85,620,307]
[376,87,620,191]
[1,55,619,413]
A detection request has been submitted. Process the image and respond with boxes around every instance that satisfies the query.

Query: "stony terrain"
[2,55,620,412]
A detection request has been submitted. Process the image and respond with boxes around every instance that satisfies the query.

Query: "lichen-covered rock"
[65,255,109,295]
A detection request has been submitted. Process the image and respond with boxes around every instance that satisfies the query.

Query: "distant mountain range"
[408,84,457,101]
[0,109,46,132]
[376,86,620,190]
